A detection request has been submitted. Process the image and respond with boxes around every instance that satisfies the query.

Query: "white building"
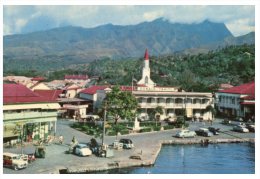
[215,81,255,120]
[80,49,214,121]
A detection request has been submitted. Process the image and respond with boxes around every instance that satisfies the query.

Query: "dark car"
[195,128,214,137]
[246,124,255,132]
[119,139,134,149]
[208,127,220,135]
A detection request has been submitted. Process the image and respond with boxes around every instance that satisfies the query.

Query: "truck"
[3,152,28,170]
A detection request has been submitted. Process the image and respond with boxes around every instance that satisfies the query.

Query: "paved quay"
[3,119,255,174]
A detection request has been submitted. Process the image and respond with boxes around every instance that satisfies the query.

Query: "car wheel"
[14,165,18,171]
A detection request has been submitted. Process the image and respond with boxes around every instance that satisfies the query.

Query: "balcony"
[138,103,209,109]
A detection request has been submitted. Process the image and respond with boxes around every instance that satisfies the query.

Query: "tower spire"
[144,48,149,60]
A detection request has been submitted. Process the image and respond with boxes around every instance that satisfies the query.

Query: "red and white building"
[215,81,255,120]
[80,49,214,121]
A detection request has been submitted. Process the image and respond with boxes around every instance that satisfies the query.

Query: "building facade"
[80,49,214,121]
[215,81,255,120]
[3,84,60,143]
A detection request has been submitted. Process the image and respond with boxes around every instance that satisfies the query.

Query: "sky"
[3,5,255,37]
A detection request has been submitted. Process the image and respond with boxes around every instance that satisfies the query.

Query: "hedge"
[163,125,175,130]
[153,126,161,131]
[140,127,152,133]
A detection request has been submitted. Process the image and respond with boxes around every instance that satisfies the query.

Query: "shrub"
[81,126,89,131]
[71,123,81,128]
[153,126,161,131]
[140,127,152,133]
[86,129,96,136]
[163,125,175,130]
[183,122,189,128]
[120,129,129,135]
[107,130,117,136]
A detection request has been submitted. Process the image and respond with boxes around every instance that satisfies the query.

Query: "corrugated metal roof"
[3,84,57,104]
[80,86,108,95]
[218,81,255,95]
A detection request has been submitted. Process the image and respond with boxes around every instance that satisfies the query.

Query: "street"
[3,118,255,174]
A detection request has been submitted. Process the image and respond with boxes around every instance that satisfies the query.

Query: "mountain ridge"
[3,18,254,72]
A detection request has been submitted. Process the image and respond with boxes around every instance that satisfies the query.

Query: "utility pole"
[183,95,187,128]
[102,103,107,146]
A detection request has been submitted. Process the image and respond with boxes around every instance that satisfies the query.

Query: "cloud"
[3,5,255,36]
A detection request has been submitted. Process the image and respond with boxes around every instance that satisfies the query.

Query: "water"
[92,143,255,174]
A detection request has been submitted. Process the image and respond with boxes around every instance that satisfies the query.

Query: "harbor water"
[92,143,255,174]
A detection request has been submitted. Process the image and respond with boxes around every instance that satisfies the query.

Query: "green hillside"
[4,44,254,92]
[85,44,254,92]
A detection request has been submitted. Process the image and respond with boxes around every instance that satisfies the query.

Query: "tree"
[104,86,138,124]
[205,105,216,122]
[151,106,164,126]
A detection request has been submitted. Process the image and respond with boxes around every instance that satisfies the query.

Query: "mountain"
[178,32,255,55]
[3,18,253,72]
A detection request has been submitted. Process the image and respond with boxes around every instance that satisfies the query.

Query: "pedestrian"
[59,135,64,144]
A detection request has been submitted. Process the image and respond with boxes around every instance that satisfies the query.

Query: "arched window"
[145,76,148,84]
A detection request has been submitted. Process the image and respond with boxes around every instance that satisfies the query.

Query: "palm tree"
[205,105,216,124]
[152,106,164,126]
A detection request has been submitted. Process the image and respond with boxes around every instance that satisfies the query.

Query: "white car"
[233,125,249,133]
[74,144,92,156]
[175,129,196,138]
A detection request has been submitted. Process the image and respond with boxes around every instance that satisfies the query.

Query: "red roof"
[64,75,88,80]
[31,76,45,81]
[240,102,255,105]
[80,86,108,95]
[218,81,255,95]
[3,84,56,104]
[120,86,134,91]
[34,90,63,101]
[137,84,147,87]
[144,49,149,60]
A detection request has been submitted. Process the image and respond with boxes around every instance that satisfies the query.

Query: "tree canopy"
[103,86,138,124]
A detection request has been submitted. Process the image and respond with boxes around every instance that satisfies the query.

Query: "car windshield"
[77,144,87,148]
[121,139,132,144]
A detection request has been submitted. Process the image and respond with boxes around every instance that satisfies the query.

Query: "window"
[232,98,235,104]
[145,76,148,84]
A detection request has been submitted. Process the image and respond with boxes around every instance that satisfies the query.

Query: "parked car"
[195,128,214,137]
[221,119,232,125]
[3,152,28,170]
[246,124,255,132]
[208,127,220,135]
[233,125,249,133]
[19,153,36,163]
[175,129,196,138]
[74,143,92,156]
[119,139,134,149]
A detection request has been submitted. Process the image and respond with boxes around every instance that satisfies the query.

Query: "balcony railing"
[139,103,210,109]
